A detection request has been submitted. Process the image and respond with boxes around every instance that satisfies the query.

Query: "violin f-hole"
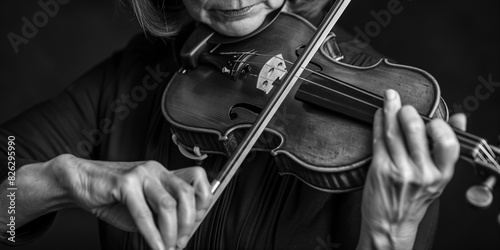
[296,45,323,71]
[228,103,263,120]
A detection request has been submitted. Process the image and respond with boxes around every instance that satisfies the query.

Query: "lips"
[212,3,260,17]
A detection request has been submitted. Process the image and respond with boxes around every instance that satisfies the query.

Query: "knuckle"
[189,166,209,182]
[143,160,163,169]
[417,168,444,187]
[409,144,423,156]
[399,105,418,117]
[399,171,416,184]
[428,119,446,135]
[120,168,146,188]
[178,182,195,196]
[405,119,425,134]
[428,120,459,147]
[133,163,149,174]
[437,135,458,149]
[190,166,207,177]
[409,150,428,166]
[158,195,177,210]
[389,166,419,185]
[121,172,138,187]
[384,126,397,140]
[419,174,437,186]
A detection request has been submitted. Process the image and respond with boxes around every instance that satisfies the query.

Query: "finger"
[397,105,431,167]
[104,204,138,232]
[426,118,460,179]
[162,173,197,249]
[448,113,467,131]
[144,178,178,250]
[121,178,165,250]
[372,108,388,160]
[368,108,395,211]
[173,167,213,220]
[383,89,409,165]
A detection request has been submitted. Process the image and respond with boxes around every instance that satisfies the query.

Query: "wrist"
[46,154,81,209]
[357,219,419,250]
[0,154,77,231]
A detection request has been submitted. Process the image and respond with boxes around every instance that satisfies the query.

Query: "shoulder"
[66,33,178,95]
[118,34,175,65]
[103,34,178,81]
[90,34,180,107]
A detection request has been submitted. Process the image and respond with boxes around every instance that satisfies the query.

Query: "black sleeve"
[0,33,172,247]
[0,38,133,246]
[0,57,110,246]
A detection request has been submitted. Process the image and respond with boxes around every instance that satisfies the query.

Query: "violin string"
[222,51,317,76]
[454,129,496,156]
[476,146,500,171]
[483,139,496,157]
[222,51,318,69]
[458,135,497,168]
[228,53,385,113]
[478,144,500,169]
[224,52,500,169]
[454,130,500,169]
[245,71,380,112]
[231,52,383,101]
[229,54,325,86]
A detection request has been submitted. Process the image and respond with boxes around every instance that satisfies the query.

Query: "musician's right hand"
[53,154,213,250]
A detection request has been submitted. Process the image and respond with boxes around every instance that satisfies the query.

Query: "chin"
[212,14,267,37]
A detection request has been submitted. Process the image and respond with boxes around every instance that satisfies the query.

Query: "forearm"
[0,155,76,231]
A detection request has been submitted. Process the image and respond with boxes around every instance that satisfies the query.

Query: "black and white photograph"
[1,0,499,249]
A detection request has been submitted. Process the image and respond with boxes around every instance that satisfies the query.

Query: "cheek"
[182,0,207,21]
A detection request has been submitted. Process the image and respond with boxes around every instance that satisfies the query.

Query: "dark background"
[1,0,499,249]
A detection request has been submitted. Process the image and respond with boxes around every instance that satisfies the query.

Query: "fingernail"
[178,236,189,248]
[385,89,396,100]
[157,242,166,250]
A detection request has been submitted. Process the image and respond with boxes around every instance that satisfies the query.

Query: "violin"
[161,0,500,240]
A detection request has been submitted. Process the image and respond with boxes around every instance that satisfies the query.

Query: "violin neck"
[295,71,500,175]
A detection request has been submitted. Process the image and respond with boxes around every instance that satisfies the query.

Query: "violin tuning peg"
[466,176,496,208]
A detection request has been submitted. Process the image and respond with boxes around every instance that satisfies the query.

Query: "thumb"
[448,113,467,131]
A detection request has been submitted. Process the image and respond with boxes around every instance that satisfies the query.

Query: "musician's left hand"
[357,89,466,249]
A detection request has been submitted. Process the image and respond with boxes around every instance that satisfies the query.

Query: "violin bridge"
[257,54,287,94]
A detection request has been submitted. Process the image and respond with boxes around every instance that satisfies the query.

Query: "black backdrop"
[1,0,499,249]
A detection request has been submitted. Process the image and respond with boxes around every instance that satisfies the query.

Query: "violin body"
[162,12,446,192]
